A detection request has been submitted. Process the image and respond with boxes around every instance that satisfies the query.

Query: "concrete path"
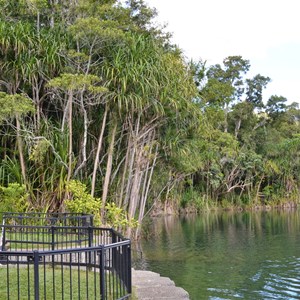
[132,269,190,300]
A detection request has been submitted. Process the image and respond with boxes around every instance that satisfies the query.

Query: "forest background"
[1,0,299,236]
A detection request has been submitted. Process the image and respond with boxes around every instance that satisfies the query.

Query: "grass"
[0,265,128,299]
[129,287,138,300]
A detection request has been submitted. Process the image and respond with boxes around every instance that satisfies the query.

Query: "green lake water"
[132,209,300,299]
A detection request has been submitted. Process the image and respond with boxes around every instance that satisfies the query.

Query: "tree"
[266,95,287,121]
[245,74,271,109]
[47,73,107,184]
[200,56,251,132]
[0,93,35,185]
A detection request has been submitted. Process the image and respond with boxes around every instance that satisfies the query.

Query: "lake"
[132,209,300,299]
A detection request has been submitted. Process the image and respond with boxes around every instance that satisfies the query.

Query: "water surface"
[133,209,300,299]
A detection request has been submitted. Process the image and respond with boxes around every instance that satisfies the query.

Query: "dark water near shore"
[132,209,300,299]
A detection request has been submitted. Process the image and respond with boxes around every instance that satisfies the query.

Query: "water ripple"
[208,257,300,300]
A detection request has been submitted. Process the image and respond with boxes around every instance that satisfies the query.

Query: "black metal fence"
[0,214,131,300]
[1,212,94,227]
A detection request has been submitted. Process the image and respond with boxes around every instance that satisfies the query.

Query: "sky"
[145,0,300,104]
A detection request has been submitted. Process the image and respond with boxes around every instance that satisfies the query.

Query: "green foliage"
[0,157,22,185]
[68,17,125,44]
[0,183,29,212]
[0,93,35,122]
[47,73,107,94]
[29,139,50,164]
[245,74,271,108]
[66,180,137,229]
[105,202,138,230]
[181,188,211,211]
[65,180,101,225]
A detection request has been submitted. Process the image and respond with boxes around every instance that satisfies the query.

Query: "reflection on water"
[133,209,300,299]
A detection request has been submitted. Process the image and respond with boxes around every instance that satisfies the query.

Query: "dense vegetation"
[0,0,299,234]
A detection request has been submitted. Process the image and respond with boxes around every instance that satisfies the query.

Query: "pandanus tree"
[0,21,40,189]
[0,15,69,209]
[100,33,199,233]
[0,15,67,131]
[66,15,125,196]
[0,93,35,186]
[47,73,107,184]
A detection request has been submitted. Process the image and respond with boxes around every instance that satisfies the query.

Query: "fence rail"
[1,212,94,227]
[0,214,131,300]
[1,224,119,251]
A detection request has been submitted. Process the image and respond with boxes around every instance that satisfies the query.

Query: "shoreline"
[149,200,299,217]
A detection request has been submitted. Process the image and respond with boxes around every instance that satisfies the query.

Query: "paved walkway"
[132,269,190,300]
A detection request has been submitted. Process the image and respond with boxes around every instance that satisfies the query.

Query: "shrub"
[0,183,29,213]
[65,180,101,225]
[65,180,137,230]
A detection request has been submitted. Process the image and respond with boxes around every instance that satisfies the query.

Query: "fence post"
[127,243,132,294]
[88,226,93,248]
[51,226,55,250]
[51,226,55,268]
[99,245,106,299]
[88,226,93,267]
[1,220,6,251]
[111,230,117,272]
[33,251,40,300]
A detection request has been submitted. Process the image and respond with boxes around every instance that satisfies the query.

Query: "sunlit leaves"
[48,73,107,94]
[0,92,35,122]
[68,17,125,46]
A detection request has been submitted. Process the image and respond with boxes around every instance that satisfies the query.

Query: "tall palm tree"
[99,33,199,230]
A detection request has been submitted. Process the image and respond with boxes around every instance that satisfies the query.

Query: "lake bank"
[149,198,299,217]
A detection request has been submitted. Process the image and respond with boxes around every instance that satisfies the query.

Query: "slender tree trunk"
[74,93,88,176]
[123,136,135,209]
[91,104,108,197]
[118,139,131,207]
[32,77,41,132]
[36,11,40,35]
[135,140,158,239]
[16,118,27,185]
[66,90,73,183]
[235,118,241,138]
[127,137,144,221]
[61,94,69,132]
[224,103,229,133]
[123,114,141,209]
[127,135,148,238]
[101,120,117,218]
[255,175,264,204]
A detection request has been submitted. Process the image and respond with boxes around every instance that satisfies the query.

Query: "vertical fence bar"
[6,256,10,300]
[1,222,6,251]
[99,246,106,299]
[60,253,64,300]
[111,230,117,287]
[17,256,21,299]
[127,243,132,294]
[51,226,55,251]
[108,246,113,297]
[33,251,40,300]
[88,227,93,267]
[51,225,55,275]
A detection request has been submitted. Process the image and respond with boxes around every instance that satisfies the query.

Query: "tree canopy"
[1,0,300,235]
